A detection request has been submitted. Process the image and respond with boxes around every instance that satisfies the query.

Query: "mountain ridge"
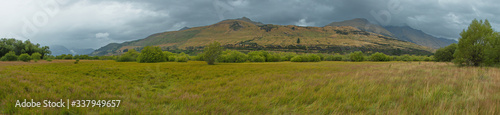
[91,17,433,56]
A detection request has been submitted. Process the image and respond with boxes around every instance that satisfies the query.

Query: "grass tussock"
[0,61,499,114]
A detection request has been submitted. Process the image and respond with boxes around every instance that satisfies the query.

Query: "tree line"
[0,38,51,62]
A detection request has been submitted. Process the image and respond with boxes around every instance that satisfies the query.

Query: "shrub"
[74,59,79,64]
[266,53,281,62]
[164,51,176,62]
[280,52,296,61]
[401,54,412,62]
[46,58,52,62]
[290,55,303,62]
[175,52,189,62]
[370,52,390,61]
[138,46,165,63]
[117,49,140,62]
[63,54,73,60]
[203,41,223,65]
[308,54,321,62]
[1,51,18,61]
[290,54,321,62]
[349,51,365,62]
[31,53,42,62]
[249,55,265,62]
[218,50,247,63]
[18,53,31,62]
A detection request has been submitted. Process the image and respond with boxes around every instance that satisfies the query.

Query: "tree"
[484,32,500,66]
[63,54,73,60]
[370,52,390,61]
[203,41,223,65]
[297,38,301,44]
[31,52,42,62]
[138,46,165,63]
[434,43,457,62]
[116,49,140,62]
[349,51,365,62]
[454,19,495,66]
[18,53,31,62]
[1,51,18,61]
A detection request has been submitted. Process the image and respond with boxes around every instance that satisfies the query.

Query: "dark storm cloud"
[1,0,498,49]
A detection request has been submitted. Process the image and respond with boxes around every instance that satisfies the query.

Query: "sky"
[0,0,499,49]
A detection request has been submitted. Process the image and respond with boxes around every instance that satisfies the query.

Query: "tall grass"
[0,61,498,114]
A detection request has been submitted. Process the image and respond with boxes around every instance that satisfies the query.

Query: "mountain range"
[50,45,94,56]
[91,17,457,56]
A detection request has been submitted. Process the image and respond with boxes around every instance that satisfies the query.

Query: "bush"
[248,51,266,62]
[164,51,176,62]
[74,59,79,64]
[290,55,303,62]
[401,54,412,62]
[266,53,281,62]
[1,51,18,61]
[290,54,321,62]
[434,43,457,62]
[218,50,247,63]
[18,53,31,62]
[280,52,296,61]
[63,54,73,60]
[46,58,52,62]
[203,41,223,65]
[138,46,165,63]
[175,52,189,62]
[349,51,365,62]
[31,53,42,62]
[249,55,265,62]
[116,49,140,62]
[370,52,390,61]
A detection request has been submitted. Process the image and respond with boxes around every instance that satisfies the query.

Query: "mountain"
[384,26,457,49]
[91,17,433,56]
[325,18,393,37]
[178,27,190,31]
[50,45,95,56]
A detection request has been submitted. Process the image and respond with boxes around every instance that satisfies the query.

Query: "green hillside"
[92,18,433,56]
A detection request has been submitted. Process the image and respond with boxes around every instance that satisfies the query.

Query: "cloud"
[0,0,499,49]
[295,18,315,27]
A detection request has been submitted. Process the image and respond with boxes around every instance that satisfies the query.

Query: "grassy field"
[0,60,499,114]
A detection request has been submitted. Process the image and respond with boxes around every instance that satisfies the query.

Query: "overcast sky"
[1,0,499,49]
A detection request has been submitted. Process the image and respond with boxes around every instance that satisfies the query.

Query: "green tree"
[116,49,140,62]
[297,38,301,44]
[349,51,365,62]
[175,52,189,62]
[434,43,457,62]
[18,53,31,62]
[454,19,495,66]
[484,32,500,66]
[203,41,223,65]
[370,52,390,61]
[31,52,42,62]
[1,51,18,61]
[63,54,73,60]
[138,46,165,63]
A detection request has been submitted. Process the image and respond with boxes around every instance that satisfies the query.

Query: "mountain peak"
[225,17,264,25]
[325,18,393,37]
[178,26,190,31]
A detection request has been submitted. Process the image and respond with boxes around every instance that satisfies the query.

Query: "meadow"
[0,60,499,114]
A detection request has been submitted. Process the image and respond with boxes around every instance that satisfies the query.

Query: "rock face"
[325,18,394,37]
[92,17,434,56]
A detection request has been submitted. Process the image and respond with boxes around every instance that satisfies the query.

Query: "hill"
[91,17,433,56]
[325,18,393,37]
[50,45,95,55]
[384,26,457,49]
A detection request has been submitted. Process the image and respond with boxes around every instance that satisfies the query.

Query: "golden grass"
[0,61,498,114]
